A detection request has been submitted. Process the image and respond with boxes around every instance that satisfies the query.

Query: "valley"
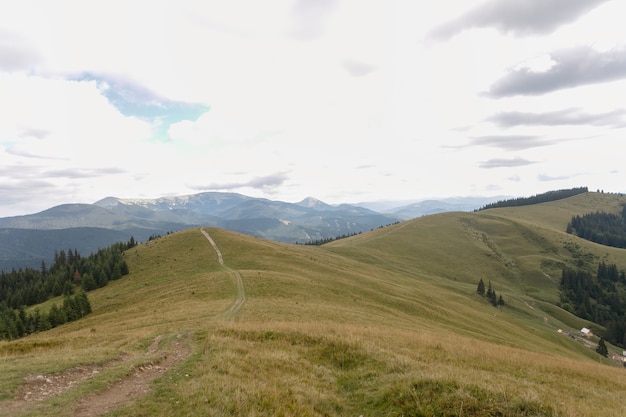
[1,191,626,415]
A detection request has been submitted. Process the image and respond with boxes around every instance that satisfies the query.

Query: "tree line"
[0,291,91,340]
[296,232,361,246]
[0,238,136,341]
[295,222,401,246]
[566,205,626,249]
[477,187,588,211]
[559,261,626,347]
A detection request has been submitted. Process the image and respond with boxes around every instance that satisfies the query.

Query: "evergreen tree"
[477,279,485,295]
[596,337,609,357]
[81,273,98,291]
[76,290,92,315]
[486,281,498,305]
[35,309,51,332]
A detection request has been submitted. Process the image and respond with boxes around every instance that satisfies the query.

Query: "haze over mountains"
[0,192,501,270]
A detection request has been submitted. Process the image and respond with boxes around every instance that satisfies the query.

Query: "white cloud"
[2,0,626,216]
[427,0,611,40]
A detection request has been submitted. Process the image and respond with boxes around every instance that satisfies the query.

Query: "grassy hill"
[2,192,626,416]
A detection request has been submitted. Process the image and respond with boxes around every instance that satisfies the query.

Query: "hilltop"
[0,192,403,270]
[1,191,626,416]
[0,191,504,271]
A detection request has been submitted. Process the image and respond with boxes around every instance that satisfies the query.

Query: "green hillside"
[2,192,626,416]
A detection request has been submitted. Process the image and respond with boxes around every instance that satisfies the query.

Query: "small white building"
[580,327,591,336]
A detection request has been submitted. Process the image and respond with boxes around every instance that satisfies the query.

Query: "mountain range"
[0,192,502,270]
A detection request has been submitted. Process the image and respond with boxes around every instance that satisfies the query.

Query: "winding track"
[0,230,244,417]
[200,228,246,320]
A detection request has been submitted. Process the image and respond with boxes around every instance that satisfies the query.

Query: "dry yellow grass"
[2,192,626,416]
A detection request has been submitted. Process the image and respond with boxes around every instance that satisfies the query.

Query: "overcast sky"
[2,0,626,216]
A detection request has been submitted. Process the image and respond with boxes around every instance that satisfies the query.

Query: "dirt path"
[0,228,241,416]
[200,227,246,320]
[70,334,189,417]
[0,334,190,417]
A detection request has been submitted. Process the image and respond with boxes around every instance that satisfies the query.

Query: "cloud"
[0,164,39,179]
[479,157,536,169]
[342,60,376,77]
[0,178,65,214]
[538,172,576,181]
[486,46,626,97]
[289,0,337,40]
[0,72,153,170]
[44,167,127,179]
[18,127,52,139]
[487,108,626,128]
[71,73,209,140]
[469,135,554,151]
[0,179,56,198]
[0,30,40,71]
[6,146,67,160]
[428,0,610,40]
[190,173,289,192]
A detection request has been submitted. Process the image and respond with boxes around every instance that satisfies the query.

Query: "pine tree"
[596,337,608,357]
[486,281,498,305]
[477,279,485,295]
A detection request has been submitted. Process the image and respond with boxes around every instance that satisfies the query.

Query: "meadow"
[2,192,626,416]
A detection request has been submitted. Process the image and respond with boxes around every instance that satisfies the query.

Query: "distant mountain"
[0,192,402,270]
[96,192,401,243]
[296,197,335,211]
[96,192,254,216]
[359,196,508,219]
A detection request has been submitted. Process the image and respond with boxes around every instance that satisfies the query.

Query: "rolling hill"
[0,192,402,270]
[1,191,626,416]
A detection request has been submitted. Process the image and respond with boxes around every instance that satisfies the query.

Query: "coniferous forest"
[477,186,588,211]
[0,238,136,340]
[567,205,626,248]
[559,262,626,347]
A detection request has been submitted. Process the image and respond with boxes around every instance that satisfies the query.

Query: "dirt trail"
[70,334,189,417]
[200,227,246,320]
[0,334,189,417]
[1,228,242,416]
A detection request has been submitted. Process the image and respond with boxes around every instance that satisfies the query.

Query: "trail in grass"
[0,334,190,417]
[201,228,246,320]
[70,334,190,417]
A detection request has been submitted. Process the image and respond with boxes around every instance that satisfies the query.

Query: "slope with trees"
[559,261,626,347]
[478,186,588,210]
[567,204,626,248]
[0,238,136,340]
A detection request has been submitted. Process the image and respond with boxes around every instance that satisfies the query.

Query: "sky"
[2,0,626,216]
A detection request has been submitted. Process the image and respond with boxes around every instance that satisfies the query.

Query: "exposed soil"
[70,334,189,417]
[201,228,246,320]
[0,334,190,417]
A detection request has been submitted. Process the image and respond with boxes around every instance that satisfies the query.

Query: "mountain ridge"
[0,191,525,270]
[0,192,403,269]
[3,191,626,415]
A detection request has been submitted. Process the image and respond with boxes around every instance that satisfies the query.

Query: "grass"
[2,192,626,415]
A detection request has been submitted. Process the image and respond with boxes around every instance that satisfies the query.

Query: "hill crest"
[3,192,626,415]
